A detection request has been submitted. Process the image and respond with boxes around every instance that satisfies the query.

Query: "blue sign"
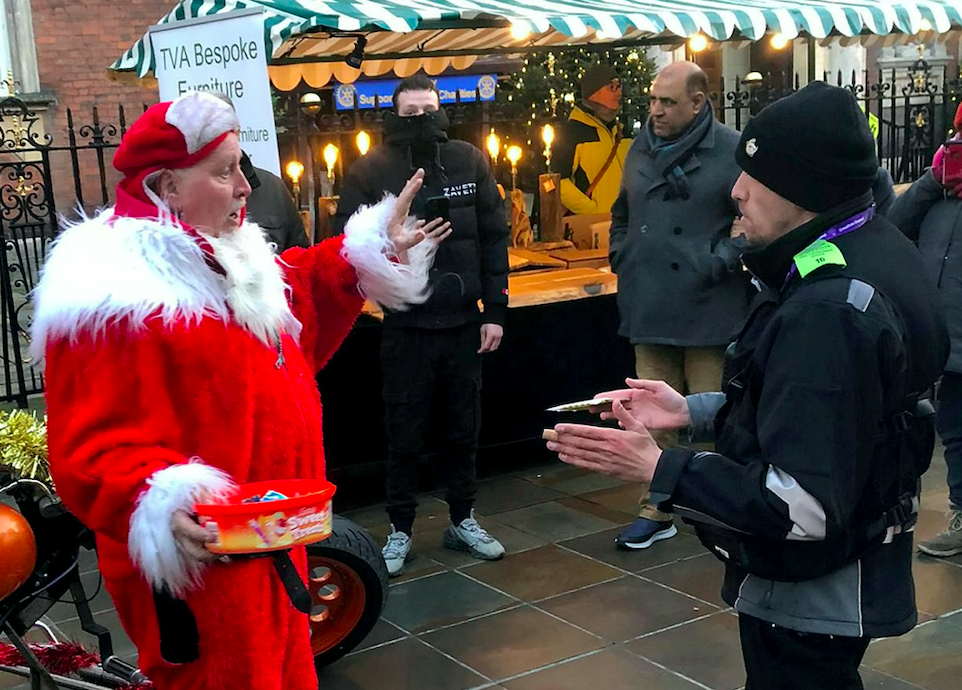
[335,74,497,111]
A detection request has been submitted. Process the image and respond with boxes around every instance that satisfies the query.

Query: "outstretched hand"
[387,169,452,259]
[589,378,691,430]
[544,399,662,483]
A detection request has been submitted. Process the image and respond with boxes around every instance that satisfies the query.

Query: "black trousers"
[381,324,481,534]
[739,614,870,690]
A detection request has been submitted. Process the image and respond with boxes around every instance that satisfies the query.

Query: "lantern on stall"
[285,160,304,202]
[356,131,371,156]
[506,145,523,190]
[486,129,501,165]
[323,144,339,183]
[541,124,555,172]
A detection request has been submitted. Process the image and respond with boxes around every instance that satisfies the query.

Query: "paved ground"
[3,448,962,690]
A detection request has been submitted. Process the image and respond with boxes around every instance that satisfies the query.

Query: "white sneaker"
[382,527,413,577]
[443,511,505,561]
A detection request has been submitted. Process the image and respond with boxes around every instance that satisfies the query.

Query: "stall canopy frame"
[110,0,962,90]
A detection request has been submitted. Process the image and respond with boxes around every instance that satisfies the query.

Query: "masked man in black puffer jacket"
[334,74,510,577]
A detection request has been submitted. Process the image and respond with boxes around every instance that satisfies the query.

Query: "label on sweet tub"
[200,502,332,554]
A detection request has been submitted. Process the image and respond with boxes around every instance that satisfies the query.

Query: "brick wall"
[30,0,171,213]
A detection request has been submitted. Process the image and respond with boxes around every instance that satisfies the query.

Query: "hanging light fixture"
[299,92,321,115]
[770,33,790,50]
[688,33,709,53]
[510,22,531,41]
[345,36,367,69]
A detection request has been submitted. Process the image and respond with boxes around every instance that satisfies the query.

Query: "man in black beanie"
[544,81,949,689]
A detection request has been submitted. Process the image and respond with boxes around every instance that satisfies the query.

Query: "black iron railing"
[0,98,129,406]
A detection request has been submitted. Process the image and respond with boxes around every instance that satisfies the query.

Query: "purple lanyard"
[783,207,875,287]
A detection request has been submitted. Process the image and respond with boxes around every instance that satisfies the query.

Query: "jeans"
[937,371,962,509]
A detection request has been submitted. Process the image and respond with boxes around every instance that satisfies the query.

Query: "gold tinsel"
[0,409,50,485]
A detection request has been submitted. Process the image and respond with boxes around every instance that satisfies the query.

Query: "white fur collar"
[197,219,301,347]
[30,209,301,359]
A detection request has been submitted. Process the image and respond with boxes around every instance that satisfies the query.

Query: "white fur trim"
[165,92,239,155]
[30,211,300,360]
[129,461,235,597]
[340,195,436,311]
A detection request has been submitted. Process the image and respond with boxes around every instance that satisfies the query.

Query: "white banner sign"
[149,9,280,177]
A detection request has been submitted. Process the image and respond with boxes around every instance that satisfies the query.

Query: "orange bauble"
[0,503,37,602]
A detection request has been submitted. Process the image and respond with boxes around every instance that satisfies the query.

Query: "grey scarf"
[645,105,713,200]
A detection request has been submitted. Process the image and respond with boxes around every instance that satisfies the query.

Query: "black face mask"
[383,110,450,148]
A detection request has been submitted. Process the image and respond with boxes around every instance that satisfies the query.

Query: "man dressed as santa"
[31,91,449,690]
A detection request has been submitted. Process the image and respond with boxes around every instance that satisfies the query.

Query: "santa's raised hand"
[387,168,452,260]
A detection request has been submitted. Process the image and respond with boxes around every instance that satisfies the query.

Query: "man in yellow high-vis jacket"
[553,64,633,215]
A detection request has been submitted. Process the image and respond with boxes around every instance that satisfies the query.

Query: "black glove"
[706,234,748,285]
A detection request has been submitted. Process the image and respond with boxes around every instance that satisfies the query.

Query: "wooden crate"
[508,267,617,307]
[563,213,611,250]
[547,248,609,269]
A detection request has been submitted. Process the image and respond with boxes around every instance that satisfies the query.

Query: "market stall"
[111,0,962,87]
[108,0,962,495]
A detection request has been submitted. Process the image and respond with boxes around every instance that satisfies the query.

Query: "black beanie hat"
[582,64,618,101]
[735,82,878,213]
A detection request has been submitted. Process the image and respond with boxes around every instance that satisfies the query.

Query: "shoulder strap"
[586,132,622,198]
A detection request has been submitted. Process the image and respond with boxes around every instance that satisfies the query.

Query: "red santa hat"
[113,91,240,205]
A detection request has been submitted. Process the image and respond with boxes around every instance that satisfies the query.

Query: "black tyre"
[306,515,389,669]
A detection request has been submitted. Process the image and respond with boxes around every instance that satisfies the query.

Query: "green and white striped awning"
[111,0,962,79]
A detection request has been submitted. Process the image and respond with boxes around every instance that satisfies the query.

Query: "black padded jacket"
[333,137,509,329]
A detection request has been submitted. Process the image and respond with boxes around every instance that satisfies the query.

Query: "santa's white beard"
[199,221,302,347]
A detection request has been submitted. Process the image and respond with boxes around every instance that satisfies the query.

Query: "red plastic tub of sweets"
[195,479,336,555]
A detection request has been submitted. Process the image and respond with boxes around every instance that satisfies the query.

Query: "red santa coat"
[33,189,435,690]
